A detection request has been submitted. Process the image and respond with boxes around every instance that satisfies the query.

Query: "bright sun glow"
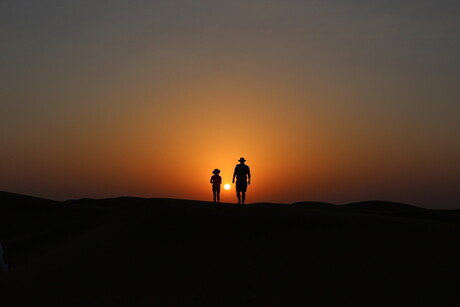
[224,184,231,190]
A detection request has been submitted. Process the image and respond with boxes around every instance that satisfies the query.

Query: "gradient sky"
[1,1,459,208]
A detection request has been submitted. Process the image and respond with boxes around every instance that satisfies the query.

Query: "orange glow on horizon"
[2,72,458,208]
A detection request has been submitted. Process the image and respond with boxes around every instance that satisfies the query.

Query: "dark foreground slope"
[1,193,460,306]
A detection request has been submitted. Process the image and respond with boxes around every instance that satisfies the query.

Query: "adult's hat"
[238,157,246,162]
[212,169,221,174]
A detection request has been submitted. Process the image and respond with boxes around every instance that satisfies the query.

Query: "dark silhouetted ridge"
[343,200,460,223]
[0,191,61,211]
[292,201,337,209]
[343,200,424,212]
[1,191,460,306]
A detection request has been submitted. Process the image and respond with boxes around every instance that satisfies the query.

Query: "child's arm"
[210,176,213,184]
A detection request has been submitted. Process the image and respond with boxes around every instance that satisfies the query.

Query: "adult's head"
[238,157,246,164]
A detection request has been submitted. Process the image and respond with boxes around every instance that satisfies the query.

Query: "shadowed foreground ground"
[1,191,459,306]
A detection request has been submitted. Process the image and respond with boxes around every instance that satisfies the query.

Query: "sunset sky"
[1,1,459,208]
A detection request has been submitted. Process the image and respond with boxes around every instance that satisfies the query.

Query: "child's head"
[212,169,221,175]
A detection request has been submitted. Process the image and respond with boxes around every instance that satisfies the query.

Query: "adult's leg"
[241,192,246,205]
[236,191,241,204]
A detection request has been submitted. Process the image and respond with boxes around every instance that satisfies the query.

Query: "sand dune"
[1,191,460,306]
[343,200,424,211]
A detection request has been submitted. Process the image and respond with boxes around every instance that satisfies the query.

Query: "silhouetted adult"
[232,157,251,205]
[0,242,8,273]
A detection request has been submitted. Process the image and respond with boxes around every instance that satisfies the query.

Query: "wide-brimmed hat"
[212,169,221,174]
[238,157,246,162]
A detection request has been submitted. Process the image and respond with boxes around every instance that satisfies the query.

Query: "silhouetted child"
[210,169,222,203]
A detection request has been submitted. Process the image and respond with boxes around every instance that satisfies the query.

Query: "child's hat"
[212,169,221,174]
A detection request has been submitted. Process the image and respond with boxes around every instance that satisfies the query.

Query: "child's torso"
[212,175,221,185]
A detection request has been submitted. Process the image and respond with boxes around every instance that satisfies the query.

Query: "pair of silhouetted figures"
[0,242,8,273]
[210,157,251,205]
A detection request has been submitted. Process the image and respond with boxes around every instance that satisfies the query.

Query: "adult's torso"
[235,164,249,181]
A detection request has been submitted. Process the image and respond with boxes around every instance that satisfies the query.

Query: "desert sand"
[1,191,459,306]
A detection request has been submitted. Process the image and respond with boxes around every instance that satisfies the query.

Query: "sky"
[1,0,459,208]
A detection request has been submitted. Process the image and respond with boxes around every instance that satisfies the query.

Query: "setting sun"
[224,184,231,190]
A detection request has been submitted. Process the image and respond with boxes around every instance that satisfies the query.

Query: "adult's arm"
[247,166,251,185]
